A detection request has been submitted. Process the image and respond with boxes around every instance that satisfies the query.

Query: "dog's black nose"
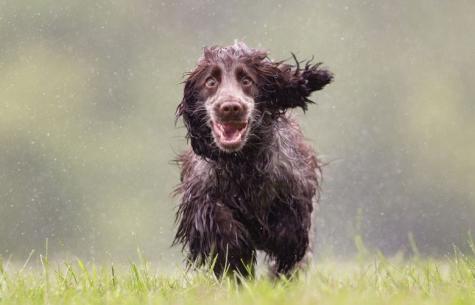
[217,101,245,120]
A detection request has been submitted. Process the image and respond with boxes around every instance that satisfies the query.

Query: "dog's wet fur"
[174,42,333,278]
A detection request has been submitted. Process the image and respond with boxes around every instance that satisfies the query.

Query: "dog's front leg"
[176,199,256,278]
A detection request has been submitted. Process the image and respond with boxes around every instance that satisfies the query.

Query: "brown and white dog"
[174,42,333,278]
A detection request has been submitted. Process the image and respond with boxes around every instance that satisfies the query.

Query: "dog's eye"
[241,76,253,87]
[205,77,218,88]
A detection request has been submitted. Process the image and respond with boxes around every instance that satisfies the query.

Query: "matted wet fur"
[173,42,333,278]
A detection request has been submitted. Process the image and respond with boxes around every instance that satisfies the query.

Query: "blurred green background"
[1,0,474,262]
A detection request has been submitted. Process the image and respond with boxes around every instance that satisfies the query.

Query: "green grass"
[1,253,475,305]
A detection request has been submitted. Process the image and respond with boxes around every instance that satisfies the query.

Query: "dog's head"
[176,42,333,159]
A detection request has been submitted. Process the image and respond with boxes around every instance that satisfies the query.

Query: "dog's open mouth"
[212,121,248,151]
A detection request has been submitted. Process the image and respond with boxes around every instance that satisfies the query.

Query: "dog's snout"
[216,101,246,121]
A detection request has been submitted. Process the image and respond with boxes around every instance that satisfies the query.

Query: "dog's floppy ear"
[176,66,218,159]
[256,54,333,112]
[175,74,196,127]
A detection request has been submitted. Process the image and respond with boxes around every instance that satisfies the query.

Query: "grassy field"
[1,252,475,305]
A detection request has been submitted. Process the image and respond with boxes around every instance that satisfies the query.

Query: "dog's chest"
[213,166,280,210]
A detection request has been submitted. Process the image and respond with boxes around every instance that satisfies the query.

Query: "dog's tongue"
[221,124,242,141]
